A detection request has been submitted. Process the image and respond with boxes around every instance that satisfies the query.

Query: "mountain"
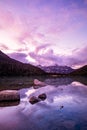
[38,65,74,74]
[0,51,45,76]
[70,65,87,75]
[1,51,86,76]
[0,50,10,61]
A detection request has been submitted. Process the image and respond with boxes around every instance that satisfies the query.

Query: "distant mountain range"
[38,65,74,74]
[0,51,45,76]
[0,50,87,76]
[38,65,87,75]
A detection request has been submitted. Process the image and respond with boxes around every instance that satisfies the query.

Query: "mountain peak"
[0,50,10,59]
[38,65,73,74]
[0,50,5,54]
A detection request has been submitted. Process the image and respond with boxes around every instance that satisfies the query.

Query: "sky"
[0,0,87,68]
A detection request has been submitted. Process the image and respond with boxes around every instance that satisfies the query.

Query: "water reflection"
[0,77,87,130]
[44,77,73,86]
[0,76,87,91]
[0,101,20,107]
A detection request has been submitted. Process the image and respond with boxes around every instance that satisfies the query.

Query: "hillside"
[0,51,45,76]
[70,65,87,75]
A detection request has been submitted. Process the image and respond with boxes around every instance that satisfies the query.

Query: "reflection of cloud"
[53,95,73,103]
[25,89,35,97]
[71,81,86,86]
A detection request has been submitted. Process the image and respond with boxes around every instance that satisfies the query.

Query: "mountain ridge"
[0,50,87,76]
[0,51,46,76]
[38,65,74,74]
[70,65,87,75]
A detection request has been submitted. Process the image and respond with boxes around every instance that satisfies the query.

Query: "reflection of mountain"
[70,65,87,75]
[38,65,73,74]
[0,51,45,76]
[44,77,87,86]
[72,76,87,85]
[44,77,73,86]
[0,76,87,91]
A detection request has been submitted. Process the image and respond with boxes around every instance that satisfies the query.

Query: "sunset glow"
[0,0,87,67]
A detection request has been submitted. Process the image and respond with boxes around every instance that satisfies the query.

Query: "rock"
[34,79,46,86]
[29,96,40,104]
[0,90,20,102]
[38,93,47,100]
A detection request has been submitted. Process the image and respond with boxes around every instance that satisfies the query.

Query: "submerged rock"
[38,93,47,100]
[33,85,45,89]
[29,96,40,104]
[0,90,20,101]
[34,79,46,87]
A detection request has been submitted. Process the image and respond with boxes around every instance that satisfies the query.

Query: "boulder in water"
[38,93,47,100]
[0,90,20,101]
[29,96,40,104]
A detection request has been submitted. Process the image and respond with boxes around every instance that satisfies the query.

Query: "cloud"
[8,52,28,63]
[35,43,51,53]
[0,44,9,50]
[29,45,87,67]
[0,0,87,68]
[4,44,87,68]
[0,7,15,30]
[29,44,64,66]
[67,46,87,67]
[84,0,87,5]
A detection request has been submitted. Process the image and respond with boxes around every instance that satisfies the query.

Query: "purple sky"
[0,0,87,68]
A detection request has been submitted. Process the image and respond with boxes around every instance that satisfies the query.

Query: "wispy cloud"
[8,52,28,63]
[68,46,87,67]
[0,0,87,67]
[29,45,87,67]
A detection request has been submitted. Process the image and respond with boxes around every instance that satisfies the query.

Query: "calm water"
[0,76,87,130]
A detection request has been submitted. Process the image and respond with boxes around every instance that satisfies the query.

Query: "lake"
[0,76,87,130]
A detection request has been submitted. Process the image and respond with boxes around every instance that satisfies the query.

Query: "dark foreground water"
[0,76,87,130]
